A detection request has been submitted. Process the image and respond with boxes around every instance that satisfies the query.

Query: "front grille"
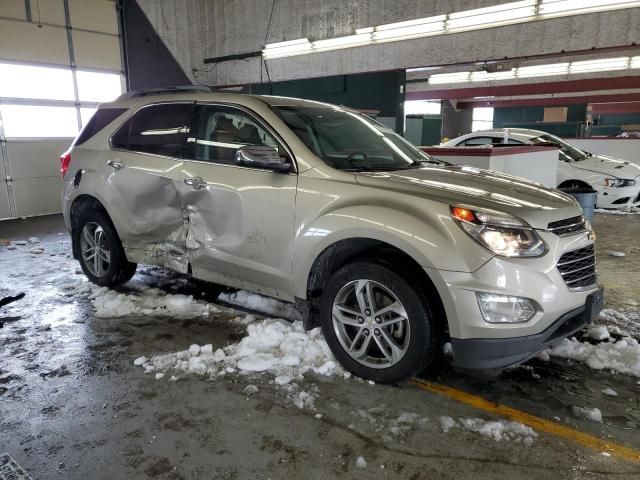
[557,245,597,290]
[547,215,586,236]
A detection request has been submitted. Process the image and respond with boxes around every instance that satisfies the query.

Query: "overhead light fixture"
[372,17,446,42]
[263,1,640,60]
[428,55,638,85]
[429,71,472,84]
[569,57,630,73]
[516,62,569,77]
[312,33,373,52]
[539,0,640,17]
[470,69,517,81]
[447,0,536,32]
[263,38,312,59]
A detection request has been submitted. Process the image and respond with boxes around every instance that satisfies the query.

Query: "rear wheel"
[320,261,439,383]
[75,210,137,286]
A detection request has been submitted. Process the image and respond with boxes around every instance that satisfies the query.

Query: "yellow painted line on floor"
[410,378,640,464]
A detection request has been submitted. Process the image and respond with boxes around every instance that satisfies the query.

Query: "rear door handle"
[184,176,207,190]
[106,159,125,171]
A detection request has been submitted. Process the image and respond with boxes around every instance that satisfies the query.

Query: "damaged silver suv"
[61,88,603,382]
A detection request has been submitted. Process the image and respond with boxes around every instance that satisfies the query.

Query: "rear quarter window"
[74,107,128,146]
[110,102,193,158]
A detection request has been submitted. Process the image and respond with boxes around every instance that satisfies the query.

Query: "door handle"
[106,159,125,171]
[184,176,207,190]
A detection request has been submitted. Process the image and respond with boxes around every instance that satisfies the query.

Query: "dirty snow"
[90,286,219,318]
[548,336,640,378]
[594,208,640,215]
[597,308,640,338]
[134,318,341,410]
[439,417,537,445]
[601,388,618,397]
[355,457,367,468]
[572,406,603,423]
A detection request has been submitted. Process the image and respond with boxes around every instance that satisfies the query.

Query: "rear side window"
[460,136,494,146]
[111,103,193,157]
[74,107,127,146]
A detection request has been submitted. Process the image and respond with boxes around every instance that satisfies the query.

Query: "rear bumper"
[450,288,604,373]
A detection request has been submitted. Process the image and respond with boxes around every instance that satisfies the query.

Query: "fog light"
[476,292,537,323]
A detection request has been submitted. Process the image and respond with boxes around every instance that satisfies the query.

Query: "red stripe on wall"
[407,76,640,101]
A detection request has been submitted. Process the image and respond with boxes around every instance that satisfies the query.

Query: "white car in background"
[442,128,640,210]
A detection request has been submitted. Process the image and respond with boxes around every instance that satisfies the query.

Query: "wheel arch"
[69,194,121,260]
[300,237,448,338]
[557,179,593,189]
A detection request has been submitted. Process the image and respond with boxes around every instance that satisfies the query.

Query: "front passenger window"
[193,105,280,165]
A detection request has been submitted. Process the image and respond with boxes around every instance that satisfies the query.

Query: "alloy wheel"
[80,222,111,277]
[332,279,411,369]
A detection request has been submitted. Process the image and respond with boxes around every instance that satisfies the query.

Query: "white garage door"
[0,0,125,220]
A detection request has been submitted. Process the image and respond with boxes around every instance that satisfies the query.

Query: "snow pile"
[219,290,301,321]
[594,208,640,215]
[355,457,367,469]
[548,336,640,378]
[135,318,342,410]
[89,286,218,318]
[597,309,640,338]
[439,417,537,445]
[586,325,610,341]
[601,388,618,397]
[572,406,603,423]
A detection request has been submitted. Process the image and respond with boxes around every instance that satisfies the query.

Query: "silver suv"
[61,88,604,382]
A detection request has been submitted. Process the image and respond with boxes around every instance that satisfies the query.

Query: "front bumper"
[597,185,640,209]
[450,288,604,372]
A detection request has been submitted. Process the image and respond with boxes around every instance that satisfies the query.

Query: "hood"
[572,153,640,179]
[354,165,581,229]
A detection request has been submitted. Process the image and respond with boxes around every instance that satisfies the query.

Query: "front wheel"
[320,261,439,383]
[75,210,137,287]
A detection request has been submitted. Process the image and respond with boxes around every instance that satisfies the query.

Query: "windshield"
[529,133,588,162]
[271,105,437,171]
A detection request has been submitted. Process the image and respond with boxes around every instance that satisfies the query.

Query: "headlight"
[605,178,635,187]
[451,206,546,257]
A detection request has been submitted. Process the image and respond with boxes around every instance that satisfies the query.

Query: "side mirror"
[235,145,291,173]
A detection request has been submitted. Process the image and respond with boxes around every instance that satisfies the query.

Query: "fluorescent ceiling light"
[516,62,569,77]
[470,69,517,82]
[447,0,536,31]
[539,0,640,16]
[372,20,445,41]
[262,0,640,60]
[631,56,640,69]
[429,71,471,84]
[569,57,630,73]
[375,15,446,32]
[263,38,312,59]
[312,33,373,51]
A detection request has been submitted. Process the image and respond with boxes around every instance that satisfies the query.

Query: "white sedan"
[442,128,640,210]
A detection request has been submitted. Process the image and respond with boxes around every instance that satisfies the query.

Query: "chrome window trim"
[108,100,298,174]
[192,101,298,173]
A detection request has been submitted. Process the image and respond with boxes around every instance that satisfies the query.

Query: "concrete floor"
[0,213,639,479]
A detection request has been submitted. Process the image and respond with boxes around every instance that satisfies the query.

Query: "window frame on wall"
[471,107,495,132]
[0,60,124,138]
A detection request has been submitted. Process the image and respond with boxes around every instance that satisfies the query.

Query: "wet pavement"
[0,214,639,479]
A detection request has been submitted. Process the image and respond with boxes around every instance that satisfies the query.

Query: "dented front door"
[178,104,297,299]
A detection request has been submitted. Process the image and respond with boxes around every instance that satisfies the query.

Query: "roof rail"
[117,85,213,100]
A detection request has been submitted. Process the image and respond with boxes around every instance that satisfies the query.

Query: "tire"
[74,209,137,287]
[320,261,439,383]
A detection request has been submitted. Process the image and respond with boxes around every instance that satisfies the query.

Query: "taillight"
[60,150,71,178]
